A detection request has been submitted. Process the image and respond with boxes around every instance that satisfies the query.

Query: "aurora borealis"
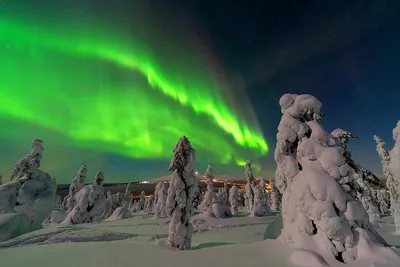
[0,1,267,183]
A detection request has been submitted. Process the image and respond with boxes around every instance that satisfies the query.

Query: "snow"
[1,211,400,267]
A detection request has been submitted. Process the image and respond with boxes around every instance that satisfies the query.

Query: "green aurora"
[0,5,268,181]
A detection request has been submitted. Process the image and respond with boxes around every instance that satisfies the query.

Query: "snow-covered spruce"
[0,139,57,241]
[374,134,399,216]
[123,183,132,208]
[251,185,269,217]
[107,184,133,221]
[54,195,62,210]
[192,184,203,210]
[330,129,382,223]
[153,182,164,213]
[259,177,268,205]
[269,181,281,211]
[229,185,239,215]
[244,160,256,212]
[145,194,155,213]
[138,191,146,211]
[275,93,397,263]
[115,192,124,207]
[375,122,400,233]
[165,136,197,250]
[199,165,215,215]
[221,182,229,205]
[132,200,142,213]
[102,191,115,219]
[155,183,169,218]
[9,139,44,182]
[376,190,390,215]
[62,165,87,212]
[238,189,245,207]
[211,192,232,219]
[61,170,106,225]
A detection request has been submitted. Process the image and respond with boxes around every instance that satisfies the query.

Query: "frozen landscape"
[1,93,400,267]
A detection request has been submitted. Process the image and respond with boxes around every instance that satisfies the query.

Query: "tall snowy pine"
[166,136,197,250]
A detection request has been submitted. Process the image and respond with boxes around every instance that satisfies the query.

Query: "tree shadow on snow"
[190,242,235,250]
[263,213,283,240]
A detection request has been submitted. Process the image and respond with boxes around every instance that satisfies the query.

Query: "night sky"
[1,0,399,184]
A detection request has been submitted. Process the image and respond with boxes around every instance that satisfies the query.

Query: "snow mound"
[0,170,57,241]
[0,213,32,242]
[354,228,400,264]
[0,228,136,248]
[211,201,232,219]
[106,207,132,221]
[290,249,331,267]
[43,210,68,225]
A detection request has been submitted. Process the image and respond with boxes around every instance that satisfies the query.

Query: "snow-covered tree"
[211,193,232,219]
[138,190,146,211]
[115,192,124,207]
[374,134,399,216]
[165,136,197,250]
[62,170,106,224]
[259,177,267,202]
[0,175,2,185]
[10,139,44,181]
[251,185,269,217]
[107,184,134,221]
[374,122,400,234]
[275,93,396,263]
[54,195,62,210]
[199,165,215,215]
[144,194,155,213]
[102,191,115,219]
[153,182,164,213]
[192,184,202,210]
[63,165,87,212]
[123,183,132,208]
[330,129,382,224]
[229,185,239,215]
[238,189,245,207]
[155,183,169,218]
[221,182,229,204]
[0,139,57,241]
[269,181,281,211]
[244,160,256,212]
[129,200,140,213]
[377,190,390,215]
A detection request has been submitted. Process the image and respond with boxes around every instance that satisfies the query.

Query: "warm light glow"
[130,193,152,198]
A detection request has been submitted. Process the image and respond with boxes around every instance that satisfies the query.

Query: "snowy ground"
[0,212,399,267]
